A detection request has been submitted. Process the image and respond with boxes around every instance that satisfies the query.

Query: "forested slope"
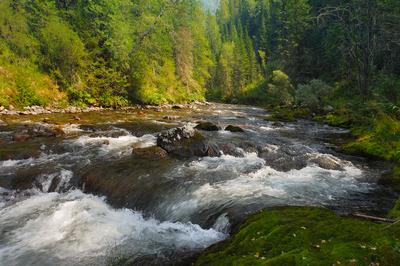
[1,0,399,112]
[0,0,212,107]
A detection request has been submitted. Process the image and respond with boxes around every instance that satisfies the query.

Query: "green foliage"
[266,70,295,106]
[196,207,400,266]
[40,19,86,84]
[296,80,334,111]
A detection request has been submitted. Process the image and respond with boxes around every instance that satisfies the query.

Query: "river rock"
[26,123,58,137]
[157,126,221,157]
[308,154,344,171]
[219,143,243,157]
[13,134,31,142]
[225,125,244,132]
[0,119,6,126]
[195,121,220,131]
[132,146,167,159]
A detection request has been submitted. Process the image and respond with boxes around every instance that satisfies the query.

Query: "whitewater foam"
[0,190,225,266]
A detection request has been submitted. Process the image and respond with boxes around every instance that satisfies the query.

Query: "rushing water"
[0,103,397,265]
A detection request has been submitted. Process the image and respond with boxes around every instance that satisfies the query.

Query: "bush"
[296,79,334,111]
[266,70,295,106]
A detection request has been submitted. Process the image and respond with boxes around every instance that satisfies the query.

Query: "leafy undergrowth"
[196,207,400,266]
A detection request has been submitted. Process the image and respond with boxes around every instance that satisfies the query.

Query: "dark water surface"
[0,103,397,265]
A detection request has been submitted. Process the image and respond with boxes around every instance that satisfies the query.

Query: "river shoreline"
[0,102,211,116]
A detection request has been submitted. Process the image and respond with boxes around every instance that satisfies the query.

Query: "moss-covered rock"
[196,207,400,266]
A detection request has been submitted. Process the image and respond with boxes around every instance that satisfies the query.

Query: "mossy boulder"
[196,207,400,266]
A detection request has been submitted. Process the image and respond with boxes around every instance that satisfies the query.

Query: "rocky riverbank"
[0,102,211,116]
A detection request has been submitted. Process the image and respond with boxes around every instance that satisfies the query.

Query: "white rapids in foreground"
[0,190,225,266]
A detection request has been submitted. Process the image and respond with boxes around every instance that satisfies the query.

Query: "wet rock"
[157,126,221,157]
[272,122,284,127]
[0,119,6,126]
[260,150,307,172]
[13,134,31,142]
[48,175,62,192]
[172,105,182,109]
[231,98,239,104]
[73,115,81,121]
[309,154,344,171]
[26,123,58,137]
[240,142,260,154]
[132,146,168,159]
[225,125,244,133]
[195,121,220,131]
[219,143,243,157]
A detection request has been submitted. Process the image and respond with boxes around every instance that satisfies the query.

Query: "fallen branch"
[352,213,396,223]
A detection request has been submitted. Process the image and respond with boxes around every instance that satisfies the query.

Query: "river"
[0,103,397,265]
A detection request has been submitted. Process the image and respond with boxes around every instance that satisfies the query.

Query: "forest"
[0,0,399,109]
[1,0,399,162]
[1,0,400,265]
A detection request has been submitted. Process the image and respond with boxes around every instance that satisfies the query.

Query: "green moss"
[265,108,311,122]
[389,198,400,219]
[314,113,353,128]
[343,114,400,161]
[196,207,400,266]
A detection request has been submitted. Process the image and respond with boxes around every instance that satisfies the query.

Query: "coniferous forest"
[1,1,400,265]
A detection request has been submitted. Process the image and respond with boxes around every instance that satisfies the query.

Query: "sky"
[201,0,219,12]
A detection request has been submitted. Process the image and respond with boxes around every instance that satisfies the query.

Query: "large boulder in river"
[157,126,221,157]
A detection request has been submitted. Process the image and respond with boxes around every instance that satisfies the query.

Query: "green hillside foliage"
[0,0,214,107]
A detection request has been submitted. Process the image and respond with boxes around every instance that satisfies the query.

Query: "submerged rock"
[157,126,221,157]
[195,121,220,131]
[132,146,168,159]
[26,123,59,137]
[13,134,31,142]
[225,125,244,132]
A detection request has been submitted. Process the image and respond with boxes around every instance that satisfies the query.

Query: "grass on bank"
[196,207,400,266]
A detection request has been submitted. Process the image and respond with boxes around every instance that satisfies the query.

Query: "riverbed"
[0,103,397,265]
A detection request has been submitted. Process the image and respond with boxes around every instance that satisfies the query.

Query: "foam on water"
[0,190,226,266]
[69,133,156,157]
[163,152,371,219]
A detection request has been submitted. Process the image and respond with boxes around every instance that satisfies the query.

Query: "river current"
[0,103,396,265]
